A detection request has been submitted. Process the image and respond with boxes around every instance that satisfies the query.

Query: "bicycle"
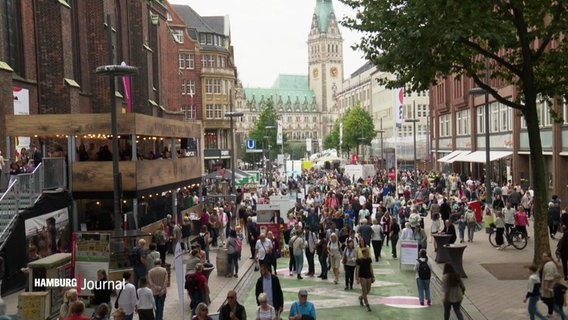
[488,225,527,250]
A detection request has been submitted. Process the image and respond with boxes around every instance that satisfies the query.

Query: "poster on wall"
[13,87,30,151]
[25,208,69,257]
[72,232,111,296]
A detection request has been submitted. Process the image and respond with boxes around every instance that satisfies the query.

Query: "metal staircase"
[0,163,44,251]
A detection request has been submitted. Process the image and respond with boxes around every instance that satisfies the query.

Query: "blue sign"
[246,139,256,150]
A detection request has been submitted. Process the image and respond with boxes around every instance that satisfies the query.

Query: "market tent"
[438,150,464,163]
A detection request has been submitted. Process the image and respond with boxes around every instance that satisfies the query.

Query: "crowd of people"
[52,163,568,319]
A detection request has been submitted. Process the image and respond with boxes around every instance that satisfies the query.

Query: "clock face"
[312,68,319,78]
[330,67,338,78]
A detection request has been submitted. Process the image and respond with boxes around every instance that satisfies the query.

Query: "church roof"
[314,0,335,33]
[244,75,318,113]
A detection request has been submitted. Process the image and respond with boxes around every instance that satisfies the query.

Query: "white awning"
[446,151,472,163]
[437,150,464,163]
[452,151,513,163]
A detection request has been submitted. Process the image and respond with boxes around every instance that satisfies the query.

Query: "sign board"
[246,139,256,150]
[270,195,294,222]
[256,204,280,223]
[246,149,263,153]
[400,240,419,266]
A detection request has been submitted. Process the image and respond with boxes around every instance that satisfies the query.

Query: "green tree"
[242,99,280,163]
[341,104,375,154]
[323,119,340,150]
[340,0,568,264]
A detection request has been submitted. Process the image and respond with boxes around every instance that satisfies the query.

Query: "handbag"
[254,259,260,271]
[261,242,274,264]
[114,287,123,309]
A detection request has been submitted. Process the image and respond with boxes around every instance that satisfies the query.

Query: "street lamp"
[405,101,419,171]
[358,137,366,163]
[469,86,492,205]
[224,111,243,196]
[96,64,138,233]
[376,118,385,170]
[264,125,276,186]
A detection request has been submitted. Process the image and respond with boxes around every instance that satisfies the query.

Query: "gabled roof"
[172,4,216,34]
[203,16,227,35]
[314,0,335,33]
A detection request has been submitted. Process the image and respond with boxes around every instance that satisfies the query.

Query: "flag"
[276,119,283,145]
[306,138,312,152]
[121,61,132,113]
[395,88,404,128]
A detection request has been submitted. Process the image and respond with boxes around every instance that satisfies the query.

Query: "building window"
[491,102,499,133]
[204,131,217,149]
[538,97,552,127]
[205,79,213,94]
[206,34,213,45]
[4,0,23,76]
[564,97,568,125]
[173,29,184,44]
[439,114,451,137]
[206,104,214,119]
[477,106,485,134]
[202,55,208,68]
[214,104,222,119]
[186,54,194,69]
[214,80,221,94]
[182,104,196,120]
[456,109,470,135]
[500,103,511,131]
[208,55,215,68]
[181,80,195,95]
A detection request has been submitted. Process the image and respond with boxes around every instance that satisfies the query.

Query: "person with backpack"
[226,230,241,278]
[153,224,167,267]
[414,249,433,306]
[185,263,209,317]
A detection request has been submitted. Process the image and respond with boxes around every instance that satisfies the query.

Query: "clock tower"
[308,0,344,138]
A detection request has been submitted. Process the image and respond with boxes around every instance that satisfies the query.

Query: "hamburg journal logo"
[34,274,127,294]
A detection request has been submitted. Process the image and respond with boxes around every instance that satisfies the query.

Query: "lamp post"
[405,101,419,171]
[469,87,491,205]
[358,137,365,163]
[265,125,276,186]
[224,111,243,197]
[376,118,385,170]
[96,64,138,232]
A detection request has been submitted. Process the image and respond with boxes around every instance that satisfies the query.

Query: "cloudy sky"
[169,0,367,88]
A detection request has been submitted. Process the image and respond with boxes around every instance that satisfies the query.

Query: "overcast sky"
[169,0,367,88]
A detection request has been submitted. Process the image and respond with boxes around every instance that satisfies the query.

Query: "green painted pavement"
[240,254,445,319]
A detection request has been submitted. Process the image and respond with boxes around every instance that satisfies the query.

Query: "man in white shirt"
[502,202,516,238]
[255,233,273,267]
[117,271,137,320]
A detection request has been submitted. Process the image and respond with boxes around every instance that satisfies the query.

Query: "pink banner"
[122,76,132,113]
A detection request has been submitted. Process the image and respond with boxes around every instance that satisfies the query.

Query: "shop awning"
[453,151,513,163]
[445,151,472,163]
[437,150,465,163]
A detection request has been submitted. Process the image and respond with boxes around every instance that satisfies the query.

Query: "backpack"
[417,259,431,280]
[129,247,141,266]
[234,238,242,253]
[197,234,206,249]
[185,272,200,294]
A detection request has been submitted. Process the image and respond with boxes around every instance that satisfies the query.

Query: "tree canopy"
[323,104,375,154]
[242,100,282,163]
[340,0,568,264]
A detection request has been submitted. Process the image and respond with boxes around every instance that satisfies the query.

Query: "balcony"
[72,157,200,196]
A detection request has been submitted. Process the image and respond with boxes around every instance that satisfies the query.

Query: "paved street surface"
[2,217,553,319]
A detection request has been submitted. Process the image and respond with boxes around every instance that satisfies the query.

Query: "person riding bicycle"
[514,206,529,237]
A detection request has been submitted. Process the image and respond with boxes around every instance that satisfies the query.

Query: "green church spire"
[314,0,335,33]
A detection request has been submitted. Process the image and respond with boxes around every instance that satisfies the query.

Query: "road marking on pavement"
[379,296,427,309]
